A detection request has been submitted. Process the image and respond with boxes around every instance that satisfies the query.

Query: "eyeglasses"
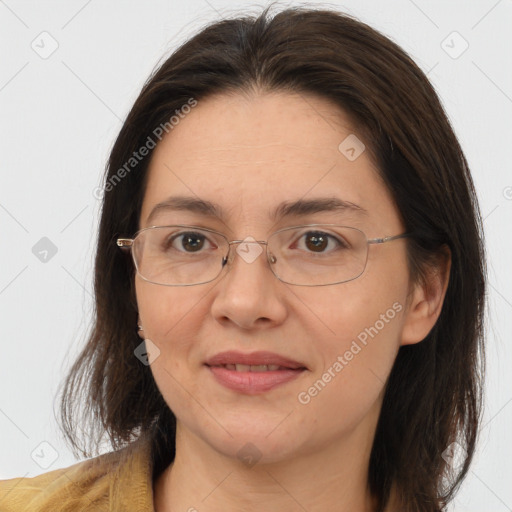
[116,224,410,287]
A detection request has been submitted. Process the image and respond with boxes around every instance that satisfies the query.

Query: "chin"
[193,420,309,466]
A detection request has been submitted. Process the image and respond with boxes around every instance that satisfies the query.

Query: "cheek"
[135,277,220,371]
[136,278,206,339]
[306,266,405,351]
[135,281,211,416]
[294,300,403,440]
[319,245,409,350]
[135,281,203,374]
[294,269,406,421]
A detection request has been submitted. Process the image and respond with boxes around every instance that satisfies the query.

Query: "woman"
[0,5,485,511]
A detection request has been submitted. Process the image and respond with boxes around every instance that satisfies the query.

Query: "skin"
[135,91,451,512]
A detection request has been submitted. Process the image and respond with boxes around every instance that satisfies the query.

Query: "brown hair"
[57,5,486,511]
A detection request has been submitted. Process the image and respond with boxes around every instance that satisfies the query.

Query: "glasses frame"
[117,224,411,287]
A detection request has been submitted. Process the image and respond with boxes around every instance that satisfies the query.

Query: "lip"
[205,350,307,370]
[205,351,308,395]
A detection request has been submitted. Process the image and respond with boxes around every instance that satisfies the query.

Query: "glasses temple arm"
[367,233,412,244]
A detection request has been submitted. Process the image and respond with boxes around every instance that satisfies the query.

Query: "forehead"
[140,92,400,231]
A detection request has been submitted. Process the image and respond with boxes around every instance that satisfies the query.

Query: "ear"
[400,246,451,346]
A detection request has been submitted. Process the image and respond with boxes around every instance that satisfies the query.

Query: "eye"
[166,231,216,253]
[293,230,347,254]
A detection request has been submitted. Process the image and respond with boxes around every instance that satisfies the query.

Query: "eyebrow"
[145,195,368,225]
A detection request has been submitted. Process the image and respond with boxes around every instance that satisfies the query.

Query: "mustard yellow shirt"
[0,435,155,511]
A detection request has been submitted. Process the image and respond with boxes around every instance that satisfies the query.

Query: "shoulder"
[0,454,113,511]
[0,436,155,512]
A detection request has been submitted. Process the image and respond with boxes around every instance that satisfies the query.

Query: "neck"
[153,420,387,512]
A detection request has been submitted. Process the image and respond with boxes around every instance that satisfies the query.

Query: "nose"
[210,238,287,330]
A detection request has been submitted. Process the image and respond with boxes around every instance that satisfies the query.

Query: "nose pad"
[221,245,236,271]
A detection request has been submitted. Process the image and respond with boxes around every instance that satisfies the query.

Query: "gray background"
[1,0,511,510]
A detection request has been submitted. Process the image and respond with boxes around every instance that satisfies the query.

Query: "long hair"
[57,5,486,511]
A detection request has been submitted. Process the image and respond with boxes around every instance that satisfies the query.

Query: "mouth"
[208,363,305,372]
[205,350,308,370]
[204,351,308,394]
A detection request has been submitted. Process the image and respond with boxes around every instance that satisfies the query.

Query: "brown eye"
[296,231,346,254]
[166,232,209,253]
[305,232,328,252]
[180,233,205,252]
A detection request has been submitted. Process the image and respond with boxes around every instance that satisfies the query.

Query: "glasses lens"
[268,225,368,286]
[133,226,228,285]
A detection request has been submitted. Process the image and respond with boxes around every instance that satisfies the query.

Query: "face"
[136,92,412,463]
